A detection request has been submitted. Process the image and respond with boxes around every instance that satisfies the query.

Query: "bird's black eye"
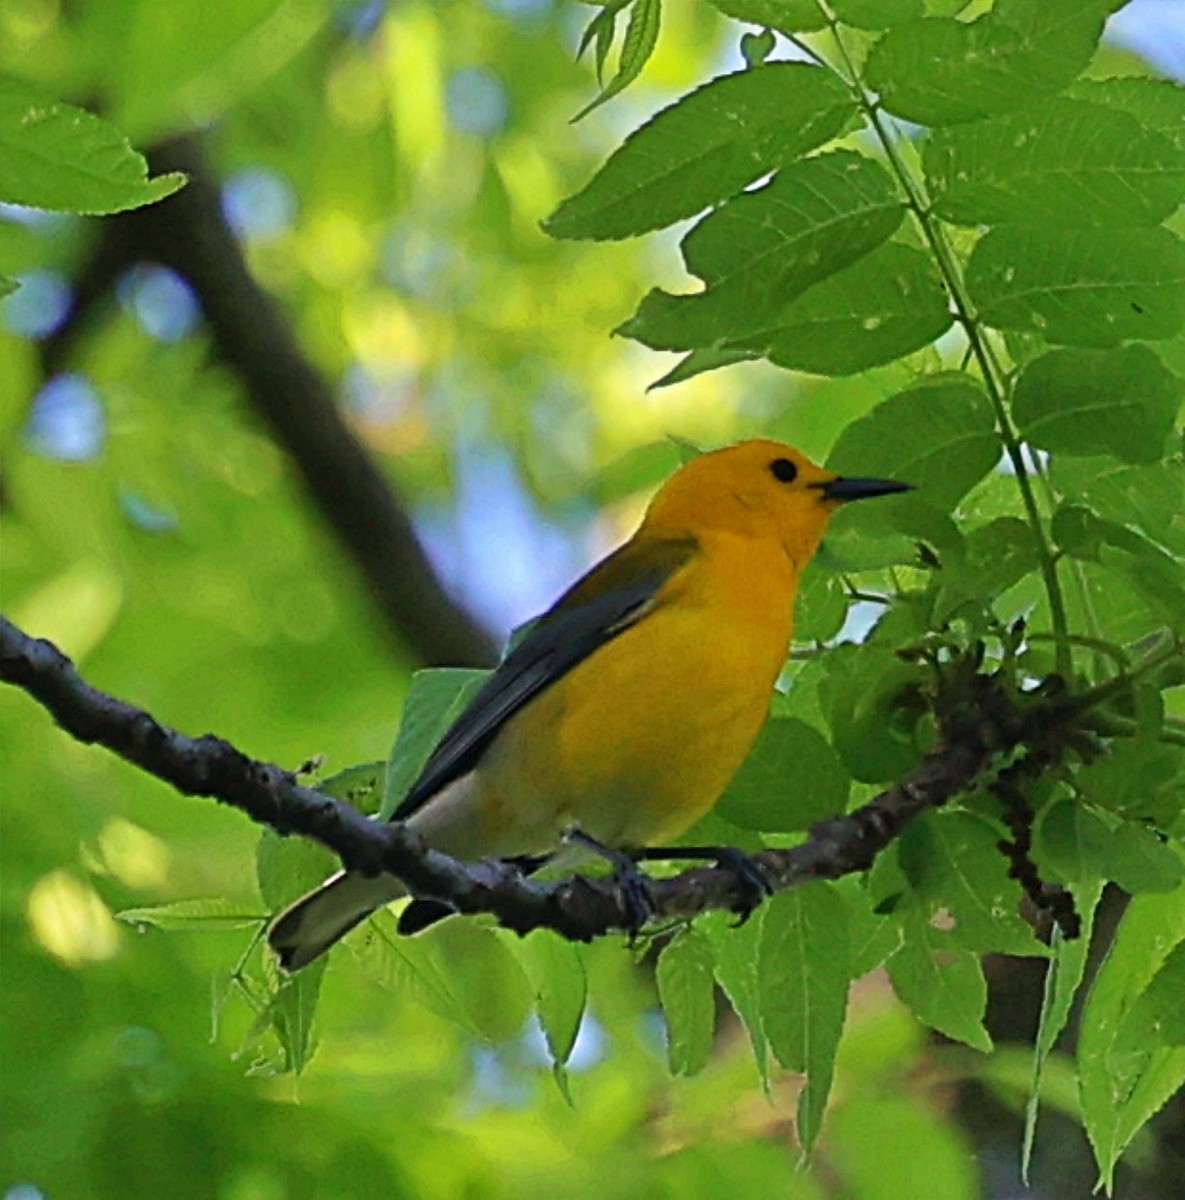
[769,457,797,484]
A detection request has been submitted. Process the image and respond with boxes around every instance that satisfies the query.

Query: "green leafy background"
[2,2,1184,1198]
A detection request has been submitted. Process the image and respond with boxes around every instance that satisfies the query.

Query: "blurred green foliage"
[2,2,1185,1199]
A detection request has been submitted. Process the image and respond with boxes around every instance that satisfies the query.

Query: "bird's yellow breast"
[472,530,797,853]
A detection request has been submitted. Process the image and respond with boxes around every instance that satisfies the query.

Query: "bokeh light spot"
[221,168,297,241]
[299,209,373,288]
[27,870,121,966]
[480,0,552,19]
[2,268,71,338]
[523,1010,606,1072]
[25,373,105,460]
[117,263,200,342]
[95,818,173,889]
[0,200,73,232]
[4,1184,47,1200]
[119,489,180,534]
[380,223,458,299]
[446,67,509,137]
[1107,0,1185,81]
[333,0,386,38]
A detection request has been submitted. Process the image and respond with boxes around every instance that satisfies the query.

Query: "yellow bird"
[269,439,907,970]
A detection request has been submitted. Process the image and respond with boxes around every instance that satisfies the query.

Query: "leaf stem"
[1026,631,1128,671]
[810,2,1072,678]
[1026,455,1108,675]
[1071,630,1183,713]
[1084,712,1185,749]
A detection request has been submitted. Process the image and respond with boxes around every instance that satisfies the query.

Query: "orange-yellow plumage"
[269,439,907,970]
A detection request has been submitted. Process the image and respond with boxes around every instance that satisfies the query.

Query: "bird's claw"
[712,846,773,925]
[631,842,774,924]
[562,825,656,937]
[612,857,657,939]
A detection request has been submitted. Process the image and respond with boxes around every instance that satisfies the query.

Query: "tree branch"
[1,615,1030,941]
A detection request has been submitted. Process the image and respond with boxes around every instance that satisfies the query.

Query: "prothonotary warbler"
[269,439,908,970]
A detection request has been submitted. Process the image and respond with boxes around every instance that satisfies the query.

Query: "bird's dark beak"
[813,476,912,502]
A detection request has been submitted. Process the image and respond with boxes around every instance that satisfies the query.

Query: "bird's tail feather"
[268,870,407,972]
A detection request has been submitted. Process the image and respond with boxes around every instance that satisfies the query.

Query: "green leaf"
[576,1,626,78]
[648,346,759,389]
[832,0,925,29]
[718,241,953,377]
[819,496,940,573]
[362,912,537,1046]
[792,562,848,644]
[545,63,858,240]
[1069,77,1185,155]
[316,761,385,815]
[516,930,588,1069]
[707,0,827,34]
[898,811,1047,956]
[0,77,185,213]
[1102,826,1184,895]
[822,642,928,783]
[1076,739,1184,827]
[826,373,998,511]
[924,98,1185,228]
[621,151,904,349]
[717,716,850,833]
[585,439,683,506]
[421,921,533,1044]
[1079,884,1185,1189]
[573,0,662,121]
[657,928,717,1076]
[381,667,488,818]
[866,0,1112,127]
[1013,345,1181,464]
[1051,505,1185,622]
[1036,799,1117,884]
[886,915,993,1052]
[263,957,326,1075]
[256,828,336,914]
[836,877,906,977]
[0,275,17,297]
[1037,799,1184,893]
[1051,456,1185,558]
[933,516,1041,625]
[351,909,480,1038]
[1023,882,1105,1179]
[702,907,770,1086]
[967,225,1185,347]
[1116,940,1185,1048]
[881,494,965,562]
[848,900,904,977]
[116,897,266,931]
[1097,544,1185,628]
[739,28,777,68]
[758,885,850,1152]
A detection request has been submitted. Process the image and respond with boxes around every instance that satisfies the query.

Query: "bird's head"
[643,438,910,569]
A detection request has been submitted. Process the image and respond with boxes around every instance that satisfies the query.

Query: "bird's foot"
[709,846,774,924]
[633,844,773,924]
[563,826,657,937]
